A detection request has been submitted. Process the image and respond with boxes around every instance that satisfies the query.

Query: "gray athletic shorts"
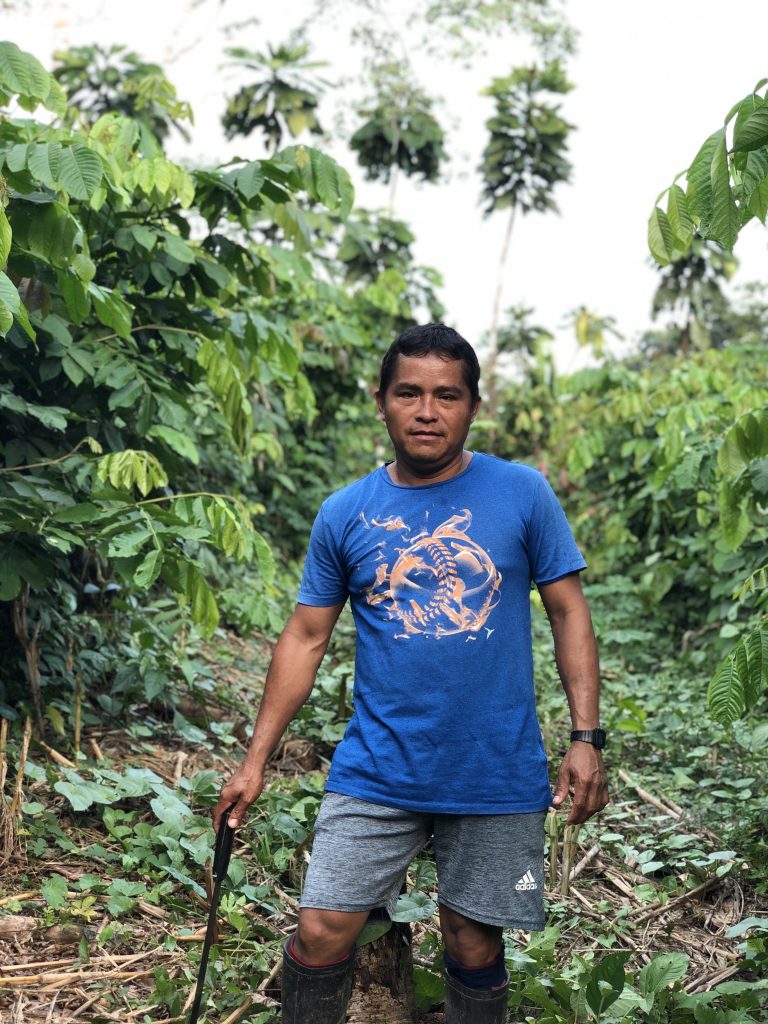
[300,792,546,930]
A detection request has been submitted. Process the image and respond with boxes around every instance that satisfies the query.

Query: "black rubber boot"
[443,971,509,1023]
[281,940,355,1024]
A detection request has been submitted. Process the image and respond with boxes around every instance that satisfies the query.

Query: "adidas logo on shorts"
[515,870,538,891]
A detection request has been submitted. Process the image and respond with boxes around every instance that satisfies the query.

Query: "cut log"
[0,915,37,939]
[347,918,417,1024]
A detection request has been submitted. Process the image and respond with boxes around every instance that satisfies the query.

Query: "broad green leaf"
[50,503,101,524]
[718,484,751,549]
[252,528,275,582]
[708,652,745,724]
[0,42,53,106]
[708,130,738,250]
[148,424,200,464]
[27,142,62,188]
[585,951,631,1016]
[743,624,768,709]
[0,209,11,267]
[71,253,96,283]
[133,547,163,588]
[131,225,157,251]
[58,145,104,201]
[717,431,745,476]
[236,161,266,200]
[686,129,721,223]
[355,918,393,947]
[88,283,133,339]
[42,874,69,910]
[0,271,35,339]
[164,232,196,264]
[639,952,689,995]
[733,104,768,152]
[726,916,768,938]
[391,891,437,923]
[0,301,12,336]
[648,207,679,266]
[747,173,768,222]
[667,185,694,248]
[54,774,116,811]
[0,570,21,600]
[9,199,78,269]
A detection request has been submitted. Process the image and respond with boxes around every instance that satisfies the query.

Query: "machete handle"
[212,803,235,882]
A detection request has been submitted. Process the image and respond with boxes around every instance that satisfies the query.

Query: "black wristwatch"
[570,728,606,749]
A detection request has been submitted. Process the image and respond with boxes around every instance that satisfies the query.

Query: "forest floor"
[0,631,766,1023]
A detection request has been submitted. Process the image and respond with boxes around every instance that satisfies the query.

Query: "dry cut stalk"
[547,809,558,887]
[10,717,32,832]
[0,717,15,866]
[560,824,581,896]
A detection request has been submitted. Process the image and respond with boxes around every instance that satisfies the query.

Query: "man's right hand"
[213,763,265,830]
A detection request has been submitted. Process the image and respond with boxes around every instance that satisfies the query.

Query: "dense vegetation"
[0,13,766,1023]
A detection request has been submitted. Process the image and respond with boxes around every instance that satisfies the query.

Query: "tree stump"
[346,918,417,1024]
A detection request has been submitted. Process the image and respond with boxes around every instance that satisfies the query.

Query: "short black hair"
[379,323,481,403]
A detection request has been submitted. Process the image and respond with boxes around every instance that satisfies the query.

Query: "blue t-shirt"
[297,452,586,814]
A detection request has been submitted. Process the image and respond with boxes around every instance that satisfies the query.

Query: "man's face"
[375,354,480,474]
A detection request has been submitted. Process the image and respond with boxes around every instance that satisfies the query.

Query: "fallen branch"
[629,875,722,924]
[220,992,281,1024]
[0,968,155,987]
[684,963,741,994]
[618,769,681,818]
[571,842,600,881]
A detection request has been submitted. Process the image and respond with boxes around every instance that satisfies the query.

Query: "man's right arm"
[213,601,345,830]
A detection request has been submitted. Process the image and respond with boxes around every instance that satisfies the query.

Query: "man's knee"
[439,905,503,966]
[293,908,367,964]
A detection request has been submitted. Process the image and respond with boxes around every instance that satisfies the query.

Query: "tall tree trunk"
[486,204,517,441]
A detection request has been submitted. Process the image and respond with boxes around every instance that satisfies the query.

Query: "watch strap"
[570,728,606,749]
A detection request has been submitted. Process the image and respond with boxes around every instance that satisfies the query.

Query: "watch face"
[594,728,606,749]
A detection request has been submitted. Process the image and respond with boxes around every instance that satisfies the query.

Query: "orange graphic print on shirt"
[363,509,501,638]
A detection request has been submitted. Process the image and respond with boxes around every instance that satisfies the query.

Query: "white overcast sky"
[6,0,768,364]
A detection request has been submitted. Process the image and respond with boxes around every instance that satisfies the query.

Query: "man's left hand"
[551,742,608,824]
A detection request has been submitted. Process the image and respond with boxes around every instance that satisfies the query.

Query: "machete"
[187,806,235,1024]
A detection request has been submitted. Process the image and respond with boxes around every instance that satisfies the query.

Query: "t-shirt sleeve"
[527,473,587,585]
[297,504,349,607]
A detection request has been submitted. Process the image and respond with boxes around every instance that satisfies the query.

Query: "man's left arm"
[538,573,609,824]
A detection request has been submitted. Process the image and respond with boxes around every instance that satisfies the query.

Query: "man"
[214,323,608,1023]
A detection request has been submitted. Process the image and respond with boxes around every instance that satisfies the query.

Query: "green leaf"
[133,547,163,588]
[71,253,96,283]
[708,652,745,725]
[708,130,738,250]
[648,207,680,266]
[0,209,11,267]
[42,873,69,910]
[391,890,437,922]
[0,42,54,107]
[252,528,276,583]
[54,773,116,811]
[733,104,768,152]
[585,951,631,1016]
[666,185,693,248]
[686,129,721,223]
[88,283,133,339]
[50,503,101,524]
[235,161,265,200]
[355,918,393,947]
[0,570,21,601]
[148,424,200,464]
[638,952,689,995]
[0,271,35,339]
[164,232,196,264]
[58,145,104,201]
